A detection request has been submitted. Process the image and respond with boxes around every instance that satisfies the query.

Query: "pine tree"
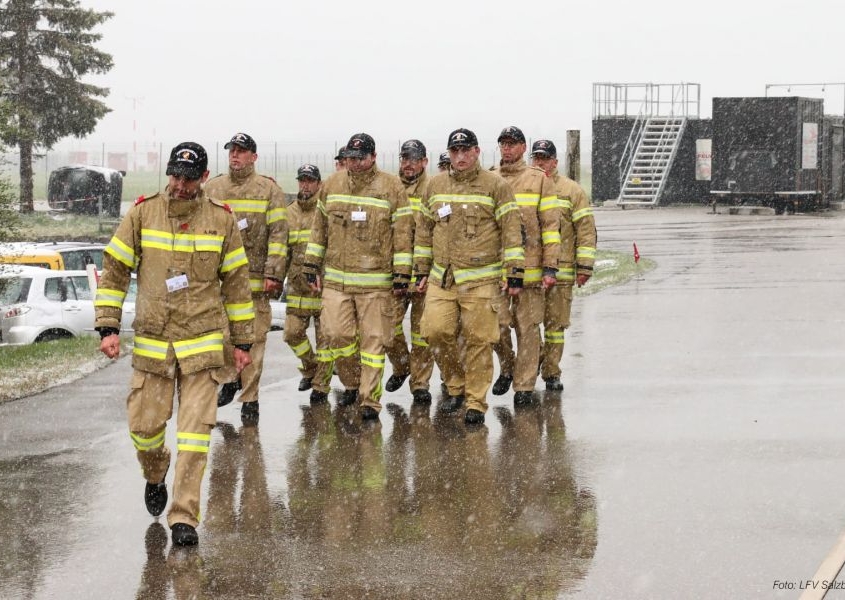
[0,0,113,213]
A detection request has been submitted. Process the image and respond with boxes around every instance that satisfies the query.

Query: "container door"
[832,126,844,200]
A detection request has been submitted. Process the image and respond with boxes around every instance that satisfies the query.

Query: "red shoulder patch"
[261,175,277,184]
[134,195,146,205]
[223,203,233,213]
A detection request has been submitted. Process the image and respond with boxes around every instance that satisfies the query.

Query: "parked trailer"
[709,96,842,214]
[47,165,124,217]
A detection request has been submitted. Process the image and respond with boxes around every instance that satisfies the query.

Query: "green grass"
[14,212,115,242]
[575,249,655,296]
[0,336,105,402]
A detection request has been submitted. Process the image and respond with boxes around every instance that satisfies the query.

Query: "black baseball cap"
[296,164,322,181]
[446,128,478,149]
[223,132,257,153]
[531,139,557,158]
[345,133,376,158]
[400,139,427,159]
[166,142,208,179]
[498,126,526,144]
[437,152,451,166]
[334,146,347,161]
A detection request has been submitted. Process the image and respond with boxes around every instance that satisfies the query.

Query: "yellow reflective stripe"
[220,247,248,273]
[393,206,413,222]
[411,332,429,348]
[130,429,165,451]
[172,234,193,253]
[305,243,325,259]
[572,207,594,221]
[420,203,434,220]
[429,194,494,208]
[172,332,224,359]
[453,262,502,285]
[515,193,540,207]
[288,229,310,244]
[94,287,126,308]
[577,246,597,260]
[267,207,287,224]
[495,200,518,220]
[225,301,255,322]
[360,351,385,369]
[176,431,211,453]
[268,242,287,257]
[286,295,322,310]
[141,229,174,251]
[105,237,136,267]
[524,267,543,283]
[544,331,565,344]
[134,336,169,360]
[326,194,391,211]
[556,267,575,281]
[542,231,562,245]
[393,252,412,268]
[558,197,573,210]
[393,324,404,336]
[225,199,269,213]
[323,268,392,288]
[291,339,312,357]
[539,195,558,212]
[317,340,358,362]
[408,197,421,212]
[194,235,224,253]
[413,245,433,260]
[249,278,264,293]
[503,247,524,262]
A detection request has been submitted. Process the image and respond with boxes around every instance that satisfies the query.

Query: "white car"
[0,266,135,345]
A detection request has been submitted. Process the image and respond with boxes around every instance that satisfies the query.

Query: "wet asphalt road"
[2,206,845,599]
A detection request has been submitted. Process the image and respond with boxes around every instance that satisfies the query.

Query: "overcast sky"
[77,0,845,159]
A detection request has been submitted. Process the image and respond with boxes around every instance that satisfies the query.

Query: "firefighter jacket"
[402,170,428,283]
[203,164,288,295]
[493,159,561,287]
[285,191,322,315]
[414,160,524,290]
[94,190,255,377]
[303,163,413,292]
[549,169,597,284]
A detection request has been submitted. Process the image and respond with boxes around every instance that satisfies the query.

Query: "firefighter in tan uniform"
[491,126,561,404]
[530,139,597,390]
[303,133,414,420]
[285,164,360,403]
[415,128,525,426]
[94,142,255,547]
[203,132,288,423]
[383,139,435,404]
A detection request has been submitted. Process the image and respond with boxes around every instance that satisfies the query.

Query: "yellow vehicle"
[0,242,105,271]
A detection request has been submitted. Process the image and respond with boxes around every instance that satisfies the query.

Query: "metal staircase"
[618,116,686,207]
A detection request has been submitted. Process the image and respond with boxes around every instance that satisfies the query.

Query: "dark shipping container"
[710,97,828,213]
[47,165,124,217]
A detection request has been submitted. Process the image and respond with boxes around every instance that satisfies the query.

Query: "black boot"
[464,409,485,425]
[385,373,409,392]
[144,479,168,517]
[513,391,535,406]
[171,522,198,546]
[544,376,564,391]
[298,377,313,391]
[310,389,328,403]
[217,380,241,407]
[412,389,432,404]
[338,389,359,407]
[361,406,380,420]
[491,374,512,396]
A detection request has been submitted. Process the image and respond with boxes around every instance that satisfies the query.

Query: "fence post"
[566,130,581,183]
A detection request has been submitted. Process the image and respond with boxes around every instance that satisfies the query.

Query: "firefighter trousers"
[385,291,434,392]
[421,282,500,413]
[540,283,573,380]
[127,367,217,528]
[320,287,392,411]
[285,310,359,393]
[218,293,271,404]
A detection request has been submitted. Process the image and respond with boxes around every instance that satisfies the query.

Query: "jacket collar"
[228,163,255,184]
[498,158,526,176]
[450,160,481,183]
